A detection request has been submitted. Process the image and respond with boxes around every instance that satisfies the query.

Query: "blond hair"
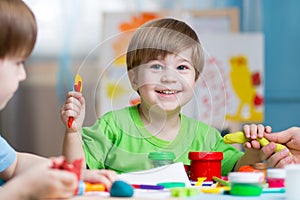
[126,18,204,80]
[0,0,37,59]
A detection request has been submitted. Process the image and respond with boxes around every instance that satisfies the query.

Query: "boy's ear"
[195,76,200,84]
[128,69,138,91]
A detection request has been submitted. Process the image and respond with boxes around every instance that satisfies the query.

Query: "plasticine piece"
[171,187,199,197]
[238,165,256,172]
[187,187,200,196]
[52,158,83,180]
[171,188,186,197]
[110,180,134,197]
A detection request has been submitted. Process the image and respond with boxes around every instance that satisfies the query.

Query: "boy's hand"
[60,91,85,132]
[243,124,272,149]
[81,169,118,191]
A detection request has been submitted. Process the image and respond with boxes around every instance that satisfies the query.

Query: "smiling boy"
[61,18,262,175]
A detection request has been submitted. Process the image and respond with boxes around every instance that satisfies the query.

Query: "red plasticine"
[52,158,83,180]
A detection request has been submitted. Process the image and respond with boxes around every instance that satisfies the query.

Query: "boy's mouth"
[156,90,179,95]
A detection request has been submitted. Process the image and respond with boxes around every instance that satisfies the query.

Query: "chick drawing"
[226,55,263,122]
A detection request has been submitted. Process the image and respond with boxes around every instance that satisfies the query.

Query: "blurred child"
[0,0,116,199]
[61,18,264,175]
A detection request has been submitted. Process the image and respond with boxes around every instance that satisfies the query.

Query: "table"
[70,191,285,200]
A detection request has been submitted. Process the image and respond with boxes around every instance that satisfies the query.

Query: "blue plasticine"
[110,180,134,197]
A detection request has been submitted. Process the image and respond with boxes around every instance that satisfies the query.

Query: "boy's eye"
[177,65,187,70]
[150,64,163,70]
[17,61,25,66]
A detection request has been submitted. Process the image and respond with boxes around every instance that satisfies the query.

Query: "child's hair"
[126,18,204,80]
[0,0,37,59]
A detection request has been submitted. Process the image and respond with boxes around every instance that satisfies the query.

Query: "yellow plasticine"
[224,132,288,153]
[223,131,248,144]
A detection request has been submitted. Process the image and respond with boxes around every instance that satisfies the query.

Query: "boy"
[0,0,116,199]
[61,18,264,175]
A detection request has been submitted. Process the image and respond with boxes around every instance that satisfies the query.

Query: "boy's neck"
[138,105,181,141]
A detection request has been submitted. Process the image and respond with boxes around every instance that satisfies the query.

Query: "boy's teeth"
[160,90,176,94]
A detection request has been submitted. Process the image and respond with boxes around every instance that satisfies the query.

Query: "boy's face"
[0,57,26,110]
[129,48,197,112]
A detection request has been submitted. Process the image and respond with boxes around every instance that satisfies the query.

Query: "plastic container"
[188,152,223,181]
[267,168,286,188]
[285,164,300,200]
[148,151,175,168]
[228,172,264,196]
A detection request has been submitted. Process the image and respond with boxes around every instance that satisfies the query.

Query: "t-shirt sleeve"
[82,118,115,169]
[211,130,244,176]
[0,135,16,173]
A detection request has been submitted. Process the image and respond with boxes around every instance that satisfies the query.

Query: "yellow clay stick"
[223,131,288,153]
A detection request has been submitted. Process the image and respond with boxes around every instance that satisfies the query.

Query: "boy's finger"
[257,124,265,138]
[250,124,258,139]
[243,125,251,138]
[251,140,261,149]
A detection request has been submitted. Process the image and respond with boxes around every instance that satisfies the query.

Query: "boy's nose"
[161,68,177,82]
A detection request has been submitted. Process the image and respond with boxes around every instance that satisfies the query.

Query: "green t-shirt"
[82,105,243,175]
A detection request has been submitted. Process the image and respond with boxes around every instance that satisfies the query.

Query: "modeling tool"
[212,176,230,187]
[68,74,82,128]
[131,184,164,190]
[77,180,106,195]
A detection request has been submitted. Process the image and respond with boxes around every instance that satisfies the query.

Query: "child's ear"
[128,69,138,91]
[195,76,200,84]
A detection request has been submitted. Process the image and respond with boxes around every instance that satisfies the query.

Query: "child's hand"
[81,169,118,191]
[8,158,77,199]
[60,91,85,132]
[243,124,272,149]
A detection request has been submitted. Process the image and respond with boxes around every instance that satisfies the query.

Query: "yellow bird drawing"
[226,55,263,122]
